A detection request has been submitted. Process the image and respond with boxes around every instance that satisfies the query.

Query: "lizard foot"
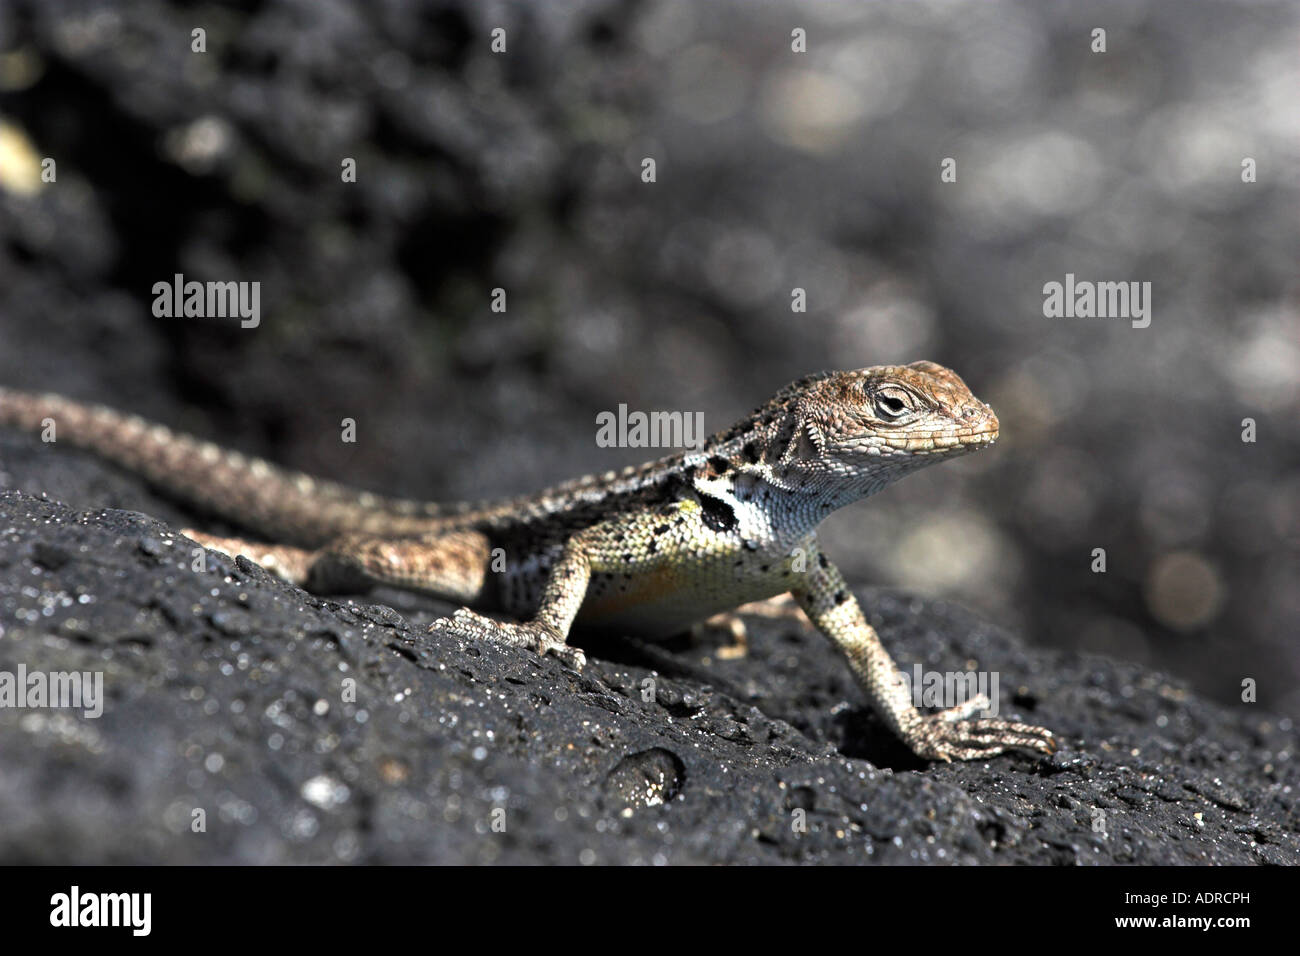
[694,612,749,660]
[695,596,803,660]
[429,608,587,670]
[905,693,1057,762]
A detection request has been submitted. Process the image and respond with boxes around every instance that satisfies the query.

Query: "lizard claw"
[534,633,587,670]
[429,608,586,670]
[906,695,1057,762]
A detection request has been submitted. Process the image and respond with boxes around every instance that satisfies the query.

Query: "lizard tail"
[0,387,451,545]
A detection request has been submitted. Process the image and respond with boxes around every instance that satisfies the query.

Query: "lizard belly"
[561,496,813,638]
[575,553,795,638]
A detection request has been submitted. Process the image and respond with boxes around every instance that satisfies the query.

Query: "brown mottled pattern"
[0,363,1055,761]
[0,387,444,546]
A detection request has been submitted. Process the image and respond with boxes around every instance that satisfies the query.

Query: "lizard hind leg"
[184,529,494,600]
[183,530,316,586]
[695,594,804,660]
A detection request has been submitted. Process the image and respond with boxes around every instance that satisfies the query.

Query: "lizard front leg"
[428,540,590,670]
[792,541,1056,762]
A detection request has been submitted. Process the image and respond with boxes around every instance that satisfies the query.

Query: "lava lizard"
[0,361,1056,761]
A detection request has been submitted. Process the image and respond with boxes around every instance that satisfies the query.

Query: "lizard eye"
[873,389,912,420]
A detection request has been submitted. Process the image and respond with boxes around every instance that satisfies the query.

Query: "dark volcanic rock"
[0,432,1295,864]
[3,0,1297,722]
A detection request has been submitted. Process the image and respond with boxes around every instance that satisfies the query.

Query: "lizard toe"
[429,610,585,669]
[913,713,1057,761]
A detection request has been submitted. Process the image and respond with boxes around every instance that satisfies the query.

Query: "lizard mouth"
[878,425,999,456]
[947,426,999,453]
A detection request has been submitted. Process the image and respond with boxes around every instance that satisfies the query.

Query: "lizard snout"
[958,401,999,442]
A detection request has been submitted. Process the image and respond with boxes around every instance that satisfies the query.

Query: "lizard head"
[767,360,999,499]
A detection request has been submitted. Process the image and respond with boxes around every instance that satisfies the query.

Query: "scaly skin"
[0,361,1056,761]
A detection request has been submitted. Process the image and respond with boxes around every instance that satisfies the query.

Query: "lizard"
[0,361,1056,761]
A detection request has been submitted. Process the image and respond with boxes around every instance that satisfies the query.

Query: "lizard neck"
[689,427,893,552]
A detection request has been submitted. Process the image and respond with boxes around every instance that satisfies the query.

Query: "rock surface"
[3,0,1297,720]
[1,430,1295,864]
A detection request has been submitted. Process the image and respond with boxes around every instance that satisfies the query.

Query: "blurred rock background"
[0,0,1296,715]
